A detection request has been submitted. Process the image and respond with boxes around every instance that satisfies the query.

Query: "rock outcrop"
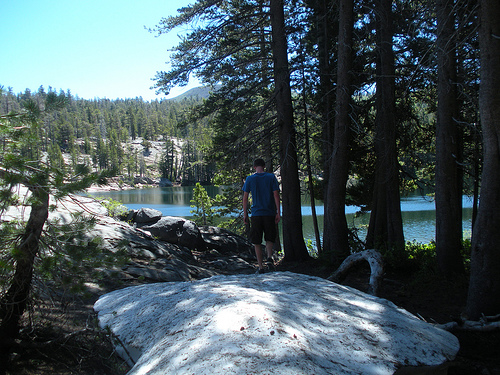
[2,188,255,290]
[139,216,207,251]
[133,207,163,223]
[198,225,253,254]
[92,204,255,285]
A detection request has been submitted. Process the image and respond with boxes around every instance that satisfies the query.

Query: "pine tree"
[0,91,107,366]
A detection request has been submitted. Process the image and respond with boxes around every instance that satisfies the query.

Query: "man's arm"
[273,190,281,224]
[243,191,250,224]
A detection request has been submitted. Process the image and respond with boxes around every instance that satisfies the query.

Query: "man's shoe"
[255,268,265,275]
[266,258,275,272]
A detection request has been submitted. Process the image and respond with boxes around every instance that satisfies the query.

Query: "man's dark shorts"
[250,216,276,244]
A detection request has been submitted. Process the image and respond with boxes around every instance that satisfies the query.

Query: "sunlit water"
[89,187,474,245]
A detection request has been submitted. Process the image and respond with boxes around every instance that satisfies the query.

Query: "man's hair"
[253,158,266,167]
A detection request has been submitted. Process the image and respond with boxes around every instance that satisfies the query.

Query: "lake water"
[89,186,474,244]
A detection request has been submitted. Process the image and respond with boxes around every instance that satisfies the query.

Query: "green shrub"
[97,197,129,218]
[190,183,215,225]
[405,240,437,272]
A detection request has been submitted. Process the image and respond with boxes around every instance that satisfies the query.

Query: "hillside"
[169,85,220,101]
[1,86,217,187]
[72,137,184,191]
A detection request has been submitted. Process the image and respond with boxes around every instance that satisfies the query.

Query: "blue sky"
[0,0,199,101]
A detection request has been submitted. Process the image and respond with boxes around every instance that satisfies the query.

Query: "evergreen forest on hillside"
[0,86,215,185]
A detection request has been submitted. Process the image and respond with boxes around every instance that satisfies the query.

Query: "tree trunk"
[435,0,465,276]
[0,186,50,366]
[302,67,322,254]
[323,0,354,265]
[466,0,500,320]
[365,0,405,255]
[269,0,309,261]
[315,0,337,216]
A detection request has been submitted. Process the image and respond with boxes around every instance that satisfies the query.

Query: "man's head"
[253,158,266,168]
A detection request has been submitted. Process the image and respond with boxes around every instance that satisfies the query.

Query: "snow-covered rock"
[94,272,459,375]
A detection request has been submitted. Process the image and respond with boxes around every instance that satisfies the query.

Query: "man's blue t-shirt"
[242,172,280,217]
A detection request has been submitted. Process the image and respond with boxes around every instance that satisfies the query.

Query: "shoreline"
[86,181,182,193]
[86,182,140,193]
[86,175,182,193]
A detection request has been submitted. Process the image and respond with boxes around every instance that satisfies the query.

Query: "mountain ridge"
[169,85,219,101]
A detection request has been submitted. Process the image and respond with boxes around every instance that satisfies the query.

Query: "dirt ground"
[4,258,500,375]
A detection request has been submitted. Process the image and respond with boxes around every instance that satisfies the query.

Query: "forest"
[0,0,499,370]
[0,87,216,184]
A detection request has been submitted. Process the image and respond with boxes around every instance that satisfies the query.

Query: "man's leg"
[265,241,274,259]
[263,216,276,270]
[255,243,264,270]
[265,241,275,271]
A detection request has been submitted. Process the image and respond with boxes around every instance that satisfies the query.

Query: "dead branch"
[437,313,500,331]
[437,320,500,332]
[17,328,94,349]
[327,249,384,296]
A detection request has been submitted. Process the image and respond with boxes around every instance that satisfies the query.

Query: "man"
[242,158,281,274]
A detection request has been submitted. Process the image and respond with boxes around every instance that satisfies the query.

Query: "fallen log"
[327,249,383,296]
[437,314,500,332]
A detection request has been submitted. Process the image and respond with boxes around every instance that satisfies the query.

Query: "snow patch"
[94,272,459,374]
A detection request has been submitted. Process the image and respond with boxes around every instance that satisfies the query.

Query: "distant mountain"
[169,86,219,101]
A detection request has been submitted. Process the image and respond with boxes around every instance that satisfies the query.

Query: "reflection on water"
[300,209,473,245]
[90,187,474,244]
[89,186,222,218]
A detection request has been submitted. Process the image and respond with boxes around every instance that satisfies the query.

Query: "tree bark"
[323,0,353,265]
[0,185,50,366]
[315,0,337,216]
[435,0,465,276]
[317,0,336,159]
[302,68,322,254]
[365,0,405,254]
[269,0,309,261]
[466,0,500,320]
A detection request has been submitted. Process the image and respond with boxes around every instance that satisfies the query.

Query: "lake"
[89,186,474,245]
